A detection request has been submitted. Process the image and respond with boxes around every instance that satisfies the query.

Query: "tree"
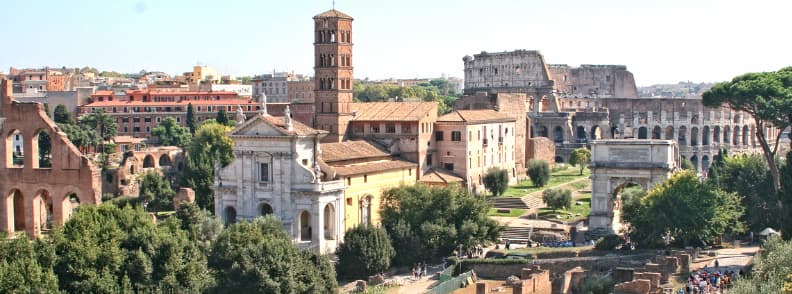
[0,237,60,293]
[623,171,745,247]
[579,275,614,294]
[180,121,234,211]
[57,122,100,151]
[702,67,792,193]
[483,167,509,196]
[542,188,572,211]
[731,236,792,293]
[139,171,175,212]
[53,104,72,124]
[680,158,695,171]
[80,109,117,141]
[215,108,229,126]
[569,148,592,175]
[186,103,197,134]
[781,151,792,238]
[380,184,502,266]
[174,203,223,254]
[152,117,192,147]
[337,226,395,279]
[208,217,337,293]
[38,130,52,167]
[527,159,551,187]
[50,205,211,293]
[707,154,779,233]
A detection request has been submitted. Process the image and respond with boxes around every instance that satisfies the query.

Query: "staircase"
[488,197,530,209]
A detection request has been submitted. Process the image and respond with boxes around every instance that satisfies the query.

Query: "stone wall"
[526,137,555,166]
[613,279,651,294]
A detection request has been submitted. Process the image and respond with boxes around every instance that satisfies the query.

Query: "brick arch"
[5,128,24,168]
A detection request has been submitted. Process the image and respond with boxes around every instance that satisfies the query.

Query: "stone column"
[52,193,67,227]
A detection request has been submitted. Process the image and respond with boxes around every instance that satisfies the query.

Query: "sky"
[1,0,791,86]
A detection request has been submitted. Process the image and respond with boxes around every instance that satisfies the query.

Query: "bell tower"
[313,9,354,143]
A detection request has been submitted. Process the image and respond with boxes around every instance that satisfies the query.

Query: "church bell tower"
[313,9,354,143]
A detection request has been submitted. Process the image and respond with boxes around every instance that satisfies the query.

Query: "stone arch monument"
[588,140,677,236]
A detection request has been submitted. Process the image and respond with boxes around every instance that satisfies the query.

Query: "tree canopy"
[527,159,551,187]
[380,184,502,266]
[152,117,192,147]
[623,171,745,247]
[215,108,230,126]
[542,188,572,211]
[708,153,780,233]
[353,82,459,115]
[483,167,509,196]
[79,109,117,141]
[336,225,395,279]
[569,148,591,175]
[139,171,176,212]
[180,121,234,211]
[53,104,71,124]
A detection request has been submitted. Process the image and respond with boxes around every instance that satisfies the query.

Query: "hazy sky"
[1,0,791,86]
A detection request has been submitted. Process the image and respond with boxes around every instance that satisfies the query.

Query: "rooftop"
[350,102,437,121]
[420,169,464,184]
[258,115,323,136]
[437,109,516,124]
[314,9,353,20]
[83,98,257,107]
[321,140,389,162]
[332,159,416,177]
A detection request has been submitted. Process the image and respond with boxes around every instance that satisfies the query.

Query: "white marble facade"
[215,111,345,254]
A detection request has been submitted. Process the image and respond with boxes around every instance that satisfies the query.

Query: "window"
[403,125,411,133]
[385,123,396,133]
[427,154,432,165]
[451,131,462,141]
[133,127,141,132]
[133,117,140,123]
[176,117,181,122]
[259,163,269,182]
[444,163,454,171]
[371,125,380,133]
[435,131,444,141]
[353,125,364,133]
[347,177,351,185]
[156,117,161,123]
[144,117,152,123]
[145,126,150,133]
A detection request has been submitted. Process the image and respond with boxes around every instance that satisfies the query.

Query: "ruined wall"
[0,79,101,237]
[463,50,555,96]
[527,136,556,166]
[549,65,638,99]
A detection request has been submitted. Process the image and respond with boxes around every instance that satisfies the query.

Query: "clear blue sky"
[1,0,791,86]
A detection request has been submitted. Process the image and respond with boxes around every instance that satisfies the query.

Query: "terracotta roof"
[314,9,353,19]
[350,102,437,121]
[94,90,113,96]
[82,98,256,107]
[321,140,389,162]
[437,109,515,123]
[259,115,323,136]
[420,169,464,184]
[332,159,416,177]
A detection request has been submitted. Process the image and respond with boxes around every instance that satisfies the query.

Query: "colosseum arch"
[713,126,721,143]
[678,126,688,146]
[34,129,52,168]
[590,125,602,140]
[553,126,564,143]
[652,126,662,139]
[589,140,677,236]
[742,126,750,146]
[723,127,731,145]
[664,126,674,140]
[702,126,710,145]
[576,126,587,143]
[690,127,699,146]
[702,155,710,172]
[732,126,740,145]
[637,127,648,139]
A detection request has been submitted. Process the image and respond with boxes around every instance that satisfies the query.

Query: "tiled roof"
[332,159,416,177]
[259,115,322,136]
[82,98,257,107]
[94,90,113,96]
[314,9,353,19]
[420,169,464,183]
[321,140,389,162]
[437,109,515,123]
[350,102,437,121]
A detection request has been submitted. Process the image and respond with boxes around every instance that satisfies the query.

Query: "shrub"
[542,188,572,211]
[527,160,551,187]
[594,235,622,251]
[337,226,395,279]
[483,167,509,196]
[580,275,614,294]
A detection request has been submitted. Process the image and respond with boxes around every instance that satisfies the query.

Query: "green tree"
[215,108,229,126]
[337,225,395,279]
[527,159,551,187]
[80,109,117,141]
[579,275,614,294]
[624,171,745,247]
[186,103,197,134]
[208,217,337,293]
[0,237,61,293]
[53,104,72,124]
[57,122,100,151]
[731,236,792,293]
[542,188,572,211]
[680,158,695,171]
[151,117,192,147]
[38,130,52,167]
[707,154,779,233]
[702,67,792,193]
[180,121,234,211]
[139,171,175,212]
[780,151,792,238]
[483,167,509,196]
[174,203,224,254]
[381,184,502,266]
[569,148,591,175]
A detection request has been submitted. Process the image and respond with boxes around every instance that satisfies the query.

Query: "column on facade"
[52,192,67,227]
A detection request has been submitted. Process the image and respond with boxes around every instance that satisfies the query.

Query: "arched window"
[35,129,52,168]
[553,126,564,143]
[143,155,155,168]
[224,206,237,224]
[652,126,662,139]
[158,155,172,166]
[7,129,24,168]
[664,126,674,140]
[324,204,335,240]
[300,211,312,241]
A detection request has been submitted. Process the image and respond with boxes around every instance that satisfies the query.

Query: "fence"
[427,269,474,294]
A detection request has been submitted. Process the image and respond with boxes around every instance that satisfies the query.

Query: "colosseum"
[462,50,781,173]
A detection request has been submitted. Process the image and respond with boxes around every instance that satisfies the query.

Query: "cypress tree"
[186,103,197,134]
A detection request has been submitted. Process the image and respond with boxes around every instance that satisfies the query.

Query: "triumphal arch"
[588,140,677,235]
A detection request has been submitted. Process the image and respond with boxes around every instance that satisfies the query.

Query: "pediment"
[231,116,287,137]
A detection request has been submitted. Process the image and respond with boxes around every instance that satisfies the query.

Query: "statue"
[314,162,322,183]
[260,92,268,116]
[235,105,246,124]
[284,105,292,131]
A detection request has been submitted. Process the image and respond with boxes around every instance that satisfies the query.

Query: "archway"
[360,195,372,227]
[732,126,740,145]
[702,156,710,172]
[67,193,80,218]
[690,127,699,146]
[611,183,646,234]
[611,126,619,139]
[224,206,237,224]
[158,154,172,166]
[299,211,312,241]
[7,129,24,168]
[10,189,25,232]
[652,126,662,139]
[260,203,273,216]
[33,189,53,233]
[690,155,699,172]
[742,126,750,146]
[664,126,674,140]
[702,126,710,145]
[723,127,731,145]
[678,126,688,146]
[553,126,564,143]
[591,125,602,140]
[537,125,548,138]
[143,155,155,168]
[35,129,52,168]
[637,127,648,139]
[713,126,721,143]
[324,204,335,240]
[555,156,564,164]
[576,126,587,143]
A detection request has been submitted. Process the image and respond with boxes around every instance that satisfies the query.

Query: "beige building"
[435,110,518,194]
[184,66,221,85]
[322,140,416,230]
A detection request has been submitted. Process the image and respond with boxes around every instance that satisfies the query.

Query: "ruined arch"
[652,126,662,139]
[33,189,53,234]
[260,203,273,216]
[9,189,25,232]
[6,129,24,168]
[713,126,721,143]
[690,155,699,172]
[589,141,676,236]
[637,127,648,139]
[143,155,155,168]
[323,203,336,240]
[664,126,674,140]
[158,154,172,166]
[702,155,710,172]
[576,126,587,143]
[553,126,564,143]
[702,126,710,145]
[537,125,548,138]
[34,129,52,168]
[678,126,688,146]
[690,127,699,146]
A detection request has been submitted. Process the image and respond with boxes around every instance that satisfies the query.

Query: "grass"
[500,167,591,198]
[537,195,591,223]
[507,245,595,255]
[487,208,526,217]
[569,180,590,191]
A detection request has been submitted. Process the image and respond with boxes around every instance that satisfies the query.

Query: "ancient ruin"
[0,79,101,237]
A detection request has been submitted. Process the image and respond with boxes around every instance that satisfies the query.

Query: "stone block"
[368,274,385,285]
[173,187,196,209]
[476,282,487,294]
[614,279,651,294]
[633,272,661,292]
[613,267,635,284]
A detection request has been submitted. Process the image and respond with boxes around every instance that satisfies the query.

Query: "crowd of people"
[411,263,428,280]
[679,260,743,294]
